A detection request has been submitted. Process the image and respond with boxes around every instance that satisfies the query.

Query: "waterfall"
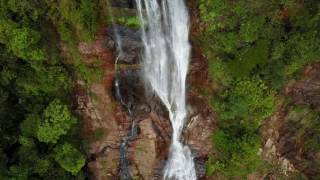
[135,0,197,179]
[107,3,134,179]
[107,1,126,107]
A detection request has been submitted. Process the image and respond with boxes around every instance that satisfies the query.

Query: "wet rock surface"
[73,24,218,179]
[114,68,172,179]
[110,0,136,9]
[185,92,217,179]
[107,25,142,64]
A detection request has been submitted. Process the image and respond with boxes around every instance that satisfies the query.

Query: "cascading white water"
[135,0,196,179]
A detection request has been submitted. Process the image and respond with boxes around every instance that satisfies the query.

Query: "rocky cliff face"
[70,1,320,179]
[73,22,216,179]
[262,63,320,179]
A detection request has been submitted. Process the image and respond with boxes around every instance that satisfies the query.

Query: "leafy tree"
[208,78,275,177]
[216,78,276,132]
[0,0,92,178]
[54,143,85,175]
[198,0,320,89]
[208,131,264,177]
[16,66,71,96]
[198,1,320,178]
[8,27,46,61]
[37,99,77,144]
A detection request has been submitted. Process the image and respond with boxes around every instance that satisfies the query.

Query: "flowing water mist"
[135,0,196,179]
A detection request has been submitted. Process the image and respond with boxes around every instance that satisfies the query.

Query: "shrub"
[54,143,85,175]
[215,78,276,132]
[36,99,76,143]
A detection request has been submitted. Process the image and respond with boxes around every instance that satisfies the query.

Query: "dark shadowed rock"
[113,66,172,179]
[107,25,142,64]
[110,0,136,8]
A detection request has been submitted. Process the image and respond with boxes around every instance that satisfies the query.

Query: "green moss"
[116,16,141,28]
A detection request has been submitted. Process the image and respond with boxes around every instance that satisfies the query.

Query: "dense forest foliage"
[0,0,104,179]
[0,0,141,178]
[197,0,320,178]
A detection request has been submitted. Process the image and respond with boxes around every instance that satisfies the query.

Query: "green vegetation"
[0,0,147,178]
[287,106,320,153]
[197,0,320,178]
[214,79,276,133]
[208,131,265,177]
[37,99,77,144]
[0,0,104,178]
[198,0,320,89]
[208,78,275,177]
[54,143,86,175]
[1,0,319,178]
[116,16,140,28]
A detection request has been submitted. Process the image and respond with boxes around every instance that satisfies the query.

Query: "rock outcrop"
[185,92,217,178]
[262,63,320,179]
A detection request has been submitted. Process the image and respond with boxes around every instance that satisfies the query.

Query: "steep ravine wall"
[73,17,217,180]
[261,63,320,179]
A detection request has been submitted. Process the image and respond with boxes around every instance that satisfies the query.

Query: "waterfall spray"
[135,0,197,179]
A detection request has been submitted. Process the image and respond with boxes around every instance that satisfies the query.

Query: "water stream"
[107,2,124,105]
[135,0,197,179]
[107,3,136,179]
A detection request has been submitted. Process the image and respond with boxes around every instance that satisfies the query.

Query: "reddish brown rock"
[187,0,204,37]
[185,92,217,157]
[74,79,122,179]
[128,113,171,179]
[285,63,320,111]
[261,106,298,176]
[184,92,217,179]
[188,47,209,87]
[73,27,123,179]
[78,27,115,66]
